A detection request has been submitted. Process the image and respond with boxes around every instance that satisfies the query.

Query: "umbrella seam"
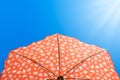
[12,51,58,77]
[63,50,105,76]
[57,34,61,76]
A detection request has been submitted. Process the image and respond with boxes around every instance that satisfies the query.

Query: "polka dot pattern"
[64,51,119,80]
[1,34,120,80]
[1,52,55,80]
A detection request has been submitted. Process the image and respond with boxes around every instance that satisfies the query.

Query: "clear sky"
[0,0,120,76]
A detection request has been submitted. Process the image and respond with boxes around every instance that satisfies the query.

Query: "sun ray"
[90,0,120,37]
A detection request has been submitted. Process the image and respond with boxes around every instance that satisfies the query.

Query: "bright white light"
[96,0,120,26]
[90,0,120,37]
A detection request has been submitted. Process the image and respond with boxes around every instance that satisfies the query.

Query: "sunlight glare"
[91,0,120,37]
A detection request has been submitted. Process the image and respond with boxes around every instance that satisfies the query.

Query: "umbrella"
[1,34,120,80]
[0,73,1,77]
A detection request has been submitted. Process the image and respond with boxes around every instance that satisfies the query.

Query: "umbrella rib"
[47,78,89,80]
[63,50,105,76]
[57,34,60,76]
[14,52,57,77]
[65,78,90,80]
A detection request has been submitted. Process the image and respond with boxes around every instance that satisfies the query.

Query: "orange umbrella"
[1,34,120,80]
[0,73,1,78]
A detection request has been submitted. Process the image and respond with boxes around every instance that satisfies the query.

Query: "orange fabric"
[1,34,120,80]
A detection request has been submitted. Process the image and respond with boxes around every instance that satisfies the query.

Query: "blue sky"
[0,0,120,76]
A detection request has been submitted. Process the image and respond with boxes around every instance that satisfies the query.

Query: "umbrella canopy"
[1,34,119,80]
